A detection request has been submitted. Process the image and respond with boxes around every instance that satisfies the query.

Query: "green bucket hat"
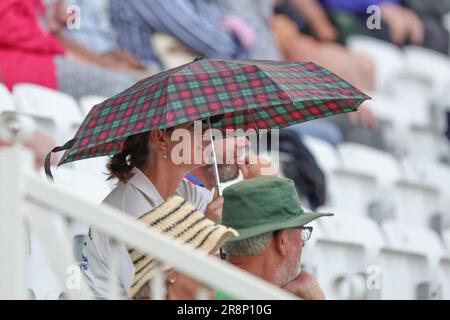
[222,176,333,242]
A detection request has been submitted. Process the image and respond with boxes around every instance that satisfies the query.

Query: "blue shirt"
[110,0,247,68]
[320,0,400,15]
[64,0,119,54]
[185,173,205,188]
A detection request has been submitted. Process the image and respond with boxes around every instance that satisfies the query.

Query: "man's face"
[278,228,303,283]
[205,163,240,183]
[202,135,249,182]
[211,136,250,165]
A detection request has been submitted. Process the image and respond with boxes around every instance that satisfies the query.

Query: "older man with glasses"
[220,176,333,300]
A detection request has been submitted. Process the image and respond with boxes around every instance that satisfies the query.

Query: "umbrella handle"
[44,138,76,182]
[207,118,223,197]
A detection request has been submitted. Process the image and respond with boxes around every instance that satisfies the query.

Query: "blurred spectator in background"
[403,0,450,54]
[0,0,134,99]
[289,0,450,55]
[270,5,375,92]
[221,177,331,300]
[275,0,336,42]
[219,0,386,151]
[109,0,255,71]
[220,0,375,91]
[217,0,284,60]
[0,130,56,170]
[62,0,153,79]
[279,130,327,209]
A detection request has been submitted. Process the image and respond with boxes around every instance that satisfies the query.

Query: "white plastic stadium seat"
[336,143,402,218]
[301,136,363,212]
[439,256,450,299]
[364,93,403,127]
[79,95,106,116]
[38,165,112,239]
[346,36,406,93]
[403,159,450,221]
[445,12,450,32]
[403,46,450,100]
[396,94,432,130]
[339,143,401,190]
[365,92,431,131]
[443,230,450,251]
[420,162,450,206]
[52,166,112,205]
[405,127,443,162]
[379,222,445,299]
[302,135,339,172]
[51,166,113,237]
[438,230,450,299]
[396,90,441,161]
[338,143,440,226]
[391,180,440,228]
[71,156,118,193]
[13,84,82,131]
[365,92,440,161]
[391,159,441,228]
[362,94,408,156]
[301,212,384,299]
[0,83,15,113]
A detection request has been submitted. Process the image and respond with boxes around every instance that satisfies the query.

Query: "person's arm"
[379,1,424,45]
[0,0,65,54]
[103,49,147,70]
[56,33,131,70]
[288,0,337,42]
[130,0,243,59]
[318,0,400,14]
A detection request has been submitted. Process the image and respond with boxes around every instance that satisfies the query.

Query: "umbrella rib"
[247,110,260,155]
[252,65,294,102]
[254,63,369,105]
[159,77,172,129]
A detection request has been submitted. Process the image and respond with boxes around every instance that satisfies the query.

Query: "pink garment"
[0,0,65,90]
[221,15,257,50]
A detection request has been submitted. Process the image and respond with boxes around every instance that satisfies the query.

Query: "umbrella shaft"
[207,118,222,196]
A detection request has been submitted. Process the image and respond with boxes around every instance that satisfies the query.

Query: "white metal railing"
[0,144,296,300]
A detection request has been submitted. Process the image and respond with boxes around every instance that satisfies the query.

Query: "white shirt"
[81,167,213,298]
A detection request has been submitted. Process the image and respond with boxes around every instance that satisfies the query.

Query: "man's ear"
[273,229,290,257]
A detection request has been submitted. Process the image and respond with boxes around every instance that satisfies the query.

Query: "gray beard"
[205,164,240,183]
[276,256,302,287]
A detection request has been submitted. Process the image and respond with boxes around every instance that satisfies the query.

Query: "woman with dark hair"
[82,121,225,298]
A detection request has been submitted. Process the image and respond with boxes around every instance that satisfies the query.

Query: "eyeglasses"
[300,226,313,242]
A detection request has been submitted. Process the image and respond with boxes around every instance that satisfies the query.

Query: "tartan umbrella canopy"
[54,58,370,167]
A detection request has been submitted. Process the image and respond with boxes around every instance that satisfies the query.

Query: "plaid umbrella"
[46,58,370,177]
